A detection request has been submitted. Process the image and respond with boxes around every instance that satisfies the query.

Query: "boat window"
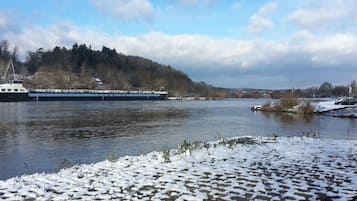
[20,89,25,91]
[14,89,18,92]
[1,89,5,92]
[7,89,11,92]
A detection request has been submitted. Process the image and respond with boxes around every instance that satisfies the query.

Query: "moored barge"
[0,80,168,102]
[0,60,168,102]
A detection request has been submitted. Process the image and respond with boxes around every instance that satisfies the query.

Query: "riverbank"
[314,100,357,118]
[1,137,356,200]
[252,99,357,118]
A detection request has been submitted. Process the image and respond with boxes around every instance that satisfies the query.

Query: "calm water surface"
[0,99,356,179]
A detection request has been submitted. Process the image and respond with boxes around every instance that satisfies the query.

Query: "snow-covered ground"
[1,137,356,200]
[314,100,357,117]
[313,100,353,112]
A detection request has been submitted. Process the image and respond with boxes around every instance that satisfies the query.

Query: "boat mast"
[1,59,17,81]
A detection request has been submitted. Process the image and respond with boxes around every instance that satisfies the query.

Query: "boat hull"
[0,93,32,102]
[0,92,168,102]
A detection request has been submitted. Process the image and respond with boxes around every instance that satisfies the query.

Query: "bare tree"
[11,45,19,62]
[319,82,334,97]
[0,40,10,59]
[351,80,357,96]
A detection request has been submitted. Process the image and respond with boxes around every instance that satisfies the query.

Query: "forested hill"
[4,43,215,97]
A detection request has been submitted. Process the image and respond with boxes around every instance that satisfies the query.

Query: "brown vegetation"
[260,95,315,114]
[280,94,298,109]
[296,101,315,114]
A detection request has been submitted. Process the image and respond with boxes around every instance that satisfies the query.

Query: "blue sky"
[1,0,357,89]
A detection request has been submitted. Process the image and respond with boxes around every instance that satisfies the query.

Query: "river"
[0,99,356,179]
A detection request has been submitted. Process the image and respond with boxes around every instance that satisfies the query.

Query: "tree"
[0,40,11,59]
[333,85,348,97]
[11,45,19,62]
[319,82,333,97]
[351,80,357,96]
[26,49,43,74]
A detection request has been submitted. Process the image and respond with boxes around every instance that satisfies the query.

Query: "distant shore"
[1,137,356,200]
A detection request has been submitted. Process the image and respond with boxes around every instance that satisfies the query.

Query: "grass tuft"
[107,153,119,162]
[280,95,298,109]
[302,129,320,138]
[162,148,171,163]
[220,137,257,148]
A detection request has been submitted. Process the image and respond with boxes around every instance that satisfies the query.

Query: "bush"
[107,153,119,162]
[280,95,298,109]
[297,101,315,114]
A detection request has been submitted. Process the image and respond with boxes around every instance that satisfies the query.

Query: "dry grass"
[296,101,315,114]
[280,95,298,109]
[260,95,315,115]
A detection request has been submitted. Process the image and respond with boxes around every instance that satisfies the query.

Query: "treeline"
[268,81,357,99]
[0,40,215,97]
[0,40,18,61]
[302,81,357,98]
[214,81,357,99]
[0,40,23,73]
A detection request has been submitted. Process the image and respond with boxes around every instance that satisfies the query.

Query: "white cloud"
[291,30,314,41]
[247,2,277,34]
[2,20,357,88]
[176,0,219,9]
[91,0,154,22]
[8,22,357,70]
[285,0,357,30]
[0,15,8,28]
[0,12,19,34]
[232,2,241,9]
[306,34,357,66]
[256,2,277,16]
[204,0,219,8]
[179,0,198,8]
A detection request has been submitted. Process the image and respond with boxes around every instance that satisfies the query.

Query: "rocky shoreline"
[1,137,356,200]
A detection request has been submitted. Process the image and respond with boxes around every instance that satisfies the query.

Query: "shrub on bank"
[259,95,315,114]
[296,101,315,114]
[280,95,298,109]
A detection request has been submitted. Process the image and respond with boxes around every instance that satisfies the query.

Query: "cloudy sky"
[1,0,357,89]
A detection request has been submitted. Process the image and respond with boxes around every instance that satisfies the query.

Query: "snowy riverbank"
[313,100,356,112]
[1,137,356,200]
[252,99,357,118]
[314,100,357,117]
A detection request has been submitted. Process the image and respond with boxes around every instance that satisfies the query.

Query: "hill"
[1,42,215,97]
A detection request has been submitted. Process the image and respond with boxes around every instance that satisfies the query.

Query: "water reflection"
[21,108,190,140]
[261,111,315,124]
[0,99,356,179]
[347,119,357,139]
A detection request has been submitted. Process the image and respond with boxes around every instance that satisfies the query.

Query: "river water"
[0,99,356,180]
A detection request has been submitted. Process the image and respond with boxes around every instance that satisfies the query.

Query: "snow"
[0,137,356,200]
[313,100,356,112]
[314,100,357,117]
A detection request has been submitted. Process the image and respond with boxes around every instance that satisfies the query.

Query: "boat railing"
[30,89,168,94]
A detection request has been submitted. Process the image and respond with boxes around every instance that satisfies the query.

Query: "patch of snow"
[313,100,354,112]
[0,137,356,200]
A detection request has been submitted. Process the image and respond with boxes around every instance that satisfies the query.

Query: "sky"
[0,0,357,89]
